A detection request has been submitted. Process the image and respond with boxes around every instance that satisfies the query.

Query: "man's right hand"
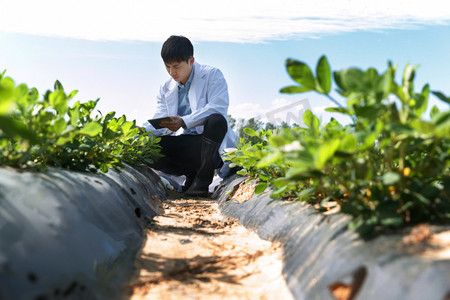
[160,116,185,131]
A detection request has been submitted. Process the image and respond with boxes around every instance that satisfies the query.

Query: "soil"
[126,190,294,300]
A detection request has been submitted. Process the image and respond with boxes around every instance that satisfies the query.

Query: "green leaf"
[236,169,248,176]
[254,182,267,194]
[360,132,377,149]
[341,135,357,152]
[376,70,392,98]
[70,109,80,126]
[303,110,319,132]
[430,105,440,119]
[279,85,313,94]
[316,55,331,94]
[414,84,429,118]
[258,174,270,181]
[388,122,414,135]
[431,110,450,127]
[285,59,316,89]
[411,191,431,205]
[268,135,288,147]
[79,122,102,137]
[297,187,315,198]
[316,138,340,168]
[402,64,417,93]
[333,71,345,91]
[335,68,365,92]
[243,127,257,137]
[79,143,92,151]
[14,84,30,113]
[320,195,334,207]
[365,67,379,85]
[107,119,120,131]
[53,118,67,135]
[271,185,288,198]
[0,77,15,114]
[54,80,64,91]
[104,111,116,123]
[325,107,350,115]
[67,90,78,100]
[0,115,38,142]
[49,90,68,115]
[257,151,282,168]
[56,131,76,145]
[100,164,109,173]
[354,106,382,120]
[432,91,450,105]
[121,121,134,135]
[124,127,139,139]
[382,172,401,185]
[391,81,406,104]
[380,217,403,227]
[283,166,305,179]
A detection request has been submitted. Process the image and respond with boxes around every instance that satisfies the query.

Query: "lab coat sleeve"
[142,85,171,136]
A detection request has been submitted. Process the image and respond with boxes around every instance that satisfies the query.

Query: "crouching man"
[142,35,237,197]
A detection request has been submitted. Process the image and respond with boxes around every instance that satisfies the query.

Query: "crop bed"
[0,165,165,299]
[214,175,450,300]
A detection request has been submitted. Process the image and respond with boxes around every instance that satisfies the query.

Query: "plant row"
[224,56,450,237]
[0,71,161,173]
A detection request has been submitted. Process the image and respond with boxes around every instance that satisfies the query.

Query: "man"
[142,35,236,197]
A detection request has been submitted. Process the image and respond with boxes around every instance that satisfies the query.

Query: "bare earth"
[126,190,294,300]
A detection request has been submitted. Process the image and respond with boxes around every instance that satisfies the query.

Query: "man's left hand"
[159,116,186,131]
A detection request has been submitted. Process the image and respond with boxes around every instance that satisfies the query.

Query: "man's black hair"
[161,35,194,64]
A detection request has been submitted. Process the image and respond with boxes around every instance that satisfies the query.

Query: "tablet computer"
[148,117,172,129]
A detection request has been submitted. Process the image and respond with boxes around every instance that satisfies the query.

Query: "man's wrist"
[180,117,187,129]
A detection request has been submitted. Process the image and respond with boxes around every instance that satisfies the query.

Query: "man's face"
[165,57,194,85]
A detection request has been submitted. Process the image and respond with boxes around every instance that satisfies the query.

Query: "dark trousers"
[150,114,227,177]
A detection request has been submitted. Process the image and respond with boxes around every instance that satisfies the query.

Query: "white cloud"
[230,98,355,126]
[270,98,294,109]
[311,105,329,115]
[229,102,265,120]
[0,0,448,43]
[230,98,310,124]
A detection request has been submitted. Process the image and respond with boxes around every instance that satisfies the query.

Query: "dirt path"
[126,191,293,300]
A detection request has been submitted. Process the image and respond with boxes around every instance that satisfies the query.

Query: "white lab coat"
[143,62,237,171]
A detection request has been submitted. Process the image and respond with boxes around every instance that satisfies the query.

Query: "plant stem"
[326,94,344,108]
[325,94,357,124]
[399,141,405,171]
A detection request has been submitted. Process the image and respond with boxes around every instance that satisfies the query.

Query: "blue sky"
[1,0,449,127]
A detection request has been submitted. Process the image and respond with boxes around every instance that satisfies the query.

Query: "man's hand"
[159,116,186,131]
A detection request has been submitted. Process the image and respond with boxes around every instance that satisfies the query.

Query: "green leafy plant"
[0,71,161,173]
[225,127,284,194]
[225,56,450,237]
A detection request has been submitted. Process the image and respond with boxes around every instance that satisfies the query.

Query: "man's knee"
[204,114,227,133]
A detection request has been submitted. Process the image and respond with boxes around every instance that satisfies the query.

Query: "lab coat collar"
[164,62,206,115]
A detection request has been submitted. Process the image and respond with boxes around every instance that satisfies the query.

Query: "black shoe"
[184,137,221,198]
[184,183,209,197]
